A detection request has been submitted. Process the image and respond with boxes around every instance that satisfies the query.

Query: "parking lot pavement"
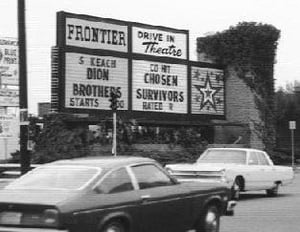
[221,172,300,232]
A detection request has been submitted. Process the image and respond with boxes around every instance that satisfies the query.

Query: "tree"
[31,114,93,163]
[273,83,300,163]
[275,83,300,122]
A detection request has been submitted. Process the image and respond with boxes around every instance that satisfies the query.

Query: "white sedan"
[165,148,294,199]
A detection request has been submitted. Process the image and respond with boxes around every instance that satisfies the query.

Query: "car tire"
[266,183,280,197]
[101,220,126,232]
[196,205,220,232]
[231,177,243,200]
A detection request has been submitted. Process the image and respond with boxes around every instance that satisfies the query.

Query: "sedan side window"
[257,152,270,165]
[131,164,174,189]
[248,152,259,165]
[97,168,134,194]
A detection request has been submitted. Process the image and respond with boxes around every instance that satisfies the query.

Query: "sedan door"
[244,152,266,190]
[130,164,193,232]
[256,151,276,188]
[87,167,142,232]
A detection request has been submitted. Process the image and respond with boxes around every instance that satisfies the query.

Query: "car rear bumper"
[0,227,68,232]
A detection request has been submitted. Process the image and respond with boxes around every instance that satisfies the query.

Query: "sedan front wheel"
[231,177,243,200]
[196,205,220,232]
[102,220,125,232]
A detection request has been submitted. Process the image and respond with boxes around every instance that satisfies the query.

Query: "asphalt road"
[221,171,300,232]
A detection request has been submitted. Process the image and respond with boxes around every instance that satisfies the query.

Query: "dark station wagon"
[0,156,236,232]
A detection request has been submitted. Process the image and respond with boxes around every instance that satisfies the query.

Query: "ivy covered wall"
[197,22,280,151]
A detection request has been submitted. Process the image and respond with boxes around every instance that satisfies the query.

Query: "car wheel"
[196,205,220,232]
[102,220,126,232]
[231,177,243,200]
[266,183,280,197]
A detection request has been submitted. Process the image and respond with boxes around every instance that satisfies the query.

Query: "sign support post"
[289,121,296,170]
[112,111,117,156]
[109,90,118,156]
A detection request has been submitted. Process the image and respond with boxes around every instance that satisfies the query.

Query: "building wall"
[213,124,250,145]
[197,51,265,149]
[224,67,265,149]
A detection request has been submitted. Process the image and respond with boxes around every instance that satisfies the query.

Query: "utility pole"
[18,0,30,174]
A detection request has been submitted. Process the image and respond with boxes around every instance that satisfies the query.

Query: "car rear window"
[5,166,101,190]
[197,150,247,164]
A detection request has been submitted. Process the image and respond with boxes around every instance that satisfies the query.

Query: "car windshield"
[5,165,101,190]
[197,150,247,164]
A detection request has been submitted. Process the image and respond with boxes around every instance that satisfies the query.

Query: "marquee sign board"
[191,66,224,115]
[132,26,187,59]
[65,52,128,110]
[54,11,225,122]
[65,17,128,52]
[132,60,187,113]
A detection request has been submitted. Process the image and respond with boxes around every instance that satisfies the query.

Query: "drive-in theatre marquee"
[53,11,225,123]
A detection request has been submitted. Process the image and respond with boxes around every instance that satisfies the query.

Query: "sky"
[0,0,299,115]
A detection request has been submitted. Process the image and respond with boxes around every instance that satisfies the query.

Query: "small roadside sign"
[289,121,296,130]
[289,121,296,169]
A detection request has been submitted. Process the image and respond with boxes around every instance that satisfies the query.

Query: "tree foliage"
[31,114,94,163]
[275,87,299,122]
[197,22,280,97]
[273,86,300,163]
[29,114,209,165]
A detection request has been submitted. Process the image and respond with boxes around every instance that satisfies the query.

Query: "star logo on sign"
[194,75,221,111]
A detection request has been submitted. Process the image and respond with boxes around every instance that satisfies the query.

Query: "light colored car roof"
[206,148,265,152]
